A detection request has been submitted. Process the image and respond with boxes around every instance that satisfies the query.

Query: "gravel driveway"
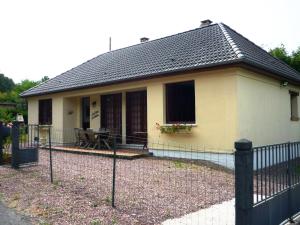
[0,149,234,225]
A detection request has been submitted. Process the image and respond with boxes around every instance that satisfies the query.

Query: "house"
[21,20,300,153]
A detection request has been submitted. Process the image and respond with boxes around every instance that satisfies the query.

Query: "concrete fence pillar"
[11,121,20,169]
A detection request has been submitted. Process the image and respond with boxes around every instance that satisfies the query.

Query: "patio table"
[94,131,111,149]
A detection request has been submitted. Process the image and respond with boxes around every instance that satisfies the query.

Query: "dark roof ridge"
[220,23,300,78]
[218,23,244,59]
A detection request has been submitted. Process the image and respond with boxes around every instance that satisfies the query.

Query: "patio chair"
[74,128,81,146]
[86,128,98,149]
[78,129,89,148]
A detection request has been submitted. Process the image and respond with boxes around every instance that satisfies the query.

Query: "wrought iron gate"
[11,122,39,168]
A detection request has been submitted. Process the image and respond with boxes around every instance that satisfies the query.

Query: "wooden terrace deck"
[44,146,152,160]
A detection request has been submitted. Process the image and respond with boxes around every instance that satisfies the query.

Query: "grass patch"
[39,220,52,225]
[111,218,117,225]
[52,180,63,189]
[105,196,112,204]
[173,160,186,169]
[90,219,102,225]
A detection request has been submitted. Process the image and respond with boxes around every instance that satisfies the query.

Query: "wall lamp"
[280,81,288,87]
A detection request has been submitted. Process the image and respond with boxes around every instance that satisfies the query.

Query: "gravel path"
[0,150,234,225]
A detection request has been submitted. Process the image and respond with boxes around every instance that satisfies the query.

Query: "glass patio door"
[126,90,147,144]
[100,93,122,142]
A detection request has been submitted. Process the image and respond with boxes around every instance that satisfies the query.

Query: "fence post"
[11,121,20,169]
[235,139,253,225]
[287,142,294,223]
[112,136,117,208]
[48,126,53,183]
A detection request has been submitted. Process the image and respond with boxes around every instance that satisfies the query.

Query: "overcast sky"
[0,0,299,83]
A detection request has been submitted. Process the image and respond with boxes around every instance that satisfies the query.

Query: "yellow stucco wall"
[26,68,239,152]
[146,70,238,151]
[28,99,39,124]
[237,69,300,147]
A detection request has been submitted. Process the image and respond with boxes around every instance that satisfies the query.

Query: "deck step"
[41,146,152,160]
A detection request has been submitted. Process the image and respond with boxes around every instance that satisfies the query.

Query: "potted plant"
[156,123,193,134]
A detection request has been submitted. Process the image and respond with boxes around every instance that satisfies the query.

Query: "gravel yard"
[0,149,234,225]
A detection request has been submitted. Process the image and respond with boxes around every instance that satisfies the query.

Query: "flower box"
[156,123,193,134]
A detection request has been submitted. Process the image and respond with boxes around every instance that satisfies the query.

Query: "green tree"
[291,47,300,72]
[41,76,50,83]
[269,44,300,73]
[13,79,39,95]
[0,74,15,92]
[0,78,41,123]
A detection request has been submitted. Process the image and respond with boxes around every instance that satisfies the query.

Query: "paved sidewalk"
[0,201,32,225]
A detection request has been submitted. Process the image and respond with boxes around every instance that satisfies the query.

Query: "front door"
[126,90,147,144]
[81,97,90,130]
[101,93,122,142]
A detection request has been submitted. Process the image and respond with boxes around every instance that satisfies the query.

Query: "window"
[39,99,52,125]
[290,91,299,121]
[166,80,195,124]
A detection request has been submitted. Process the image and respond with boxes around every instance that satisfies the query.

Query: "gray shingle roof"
[21,23,300,97]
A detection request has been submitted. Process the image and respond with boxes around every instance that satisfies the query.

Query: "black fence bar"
[287,142,294,223]
[48,126,53,183]
[111,136,117,208]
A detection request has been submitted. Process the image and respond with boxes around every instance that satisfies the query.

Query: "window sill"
[162,124,197,127]
[39,124,53,128]
[290,117,299,122]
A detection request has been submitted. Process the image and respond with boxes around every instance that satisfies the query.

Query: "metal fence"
[11,122,39,168]
[6,124,300,224]
[235,139,300,225]
[253,142,300,204]
[6,124,235,225]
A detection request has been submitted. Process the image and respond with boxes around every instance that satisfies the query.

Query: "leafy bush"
[0,108,17,123]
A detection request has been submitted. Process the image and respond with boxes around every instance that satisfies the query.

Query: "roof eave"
[21,59,300,98]
[240,59,300,85]
[20,60,243,98]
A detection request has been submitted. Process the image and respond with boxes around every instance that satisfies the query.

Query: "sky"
[0,0,299,83]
